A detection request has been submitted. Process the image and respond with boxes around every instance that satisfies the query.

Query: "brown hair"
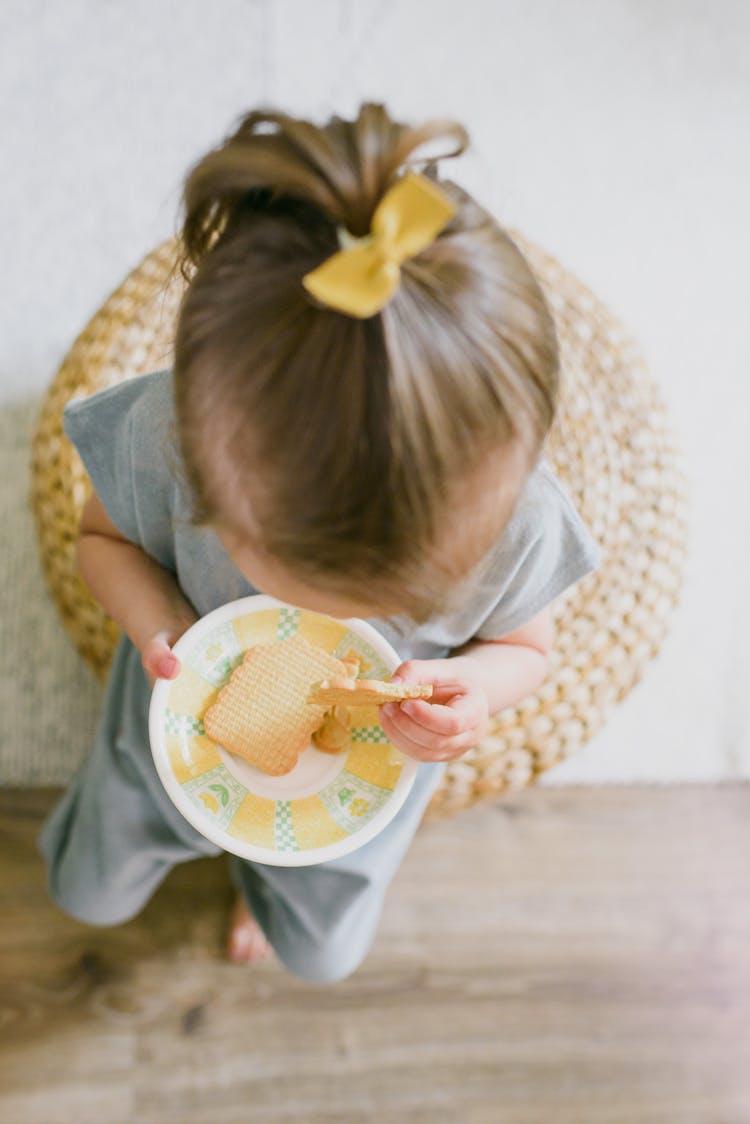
[170,102,559,623]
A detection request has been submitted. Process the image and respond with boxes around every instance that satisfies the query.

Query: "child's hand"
[141,617,199,689]
[378,657,491,763]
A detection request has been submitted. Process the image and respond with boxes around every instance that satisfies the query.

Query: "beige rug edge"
[0,395,103,786]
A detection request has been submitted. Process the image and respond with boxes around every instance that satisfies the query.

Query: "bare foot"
[226,894,274,964]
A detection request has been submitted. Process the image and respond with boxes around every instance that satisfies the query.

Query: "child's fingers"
[394,694,473,736]
[391,666,465,697]
[142,638,181,681]
[380,700,477,755]
[379,705,436,758]
[156,653,180,678]
[378,707,429,758]
[379,705,477,761]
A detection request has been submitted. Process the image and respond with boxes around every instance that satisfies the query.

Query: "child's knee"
[271,903,381,985]
[44,857,140,927]
[47,877,136,927]
[40,836,146,928]
[276,937,371,985]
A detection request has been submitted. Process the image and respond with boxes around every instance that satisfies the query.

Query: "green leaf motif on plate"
[209,783,230,807]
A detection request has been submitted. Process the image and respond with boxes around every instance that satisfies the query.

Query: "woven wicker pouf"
[30,234,688,820]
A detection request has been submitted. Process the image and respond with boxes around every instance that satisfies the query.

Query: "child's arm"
[77,490,199,686]
[449,608,553,716]
[378,607,553,762]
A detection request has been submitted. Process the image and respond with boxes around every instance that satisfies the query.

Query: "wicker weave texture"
[29,235,689,818]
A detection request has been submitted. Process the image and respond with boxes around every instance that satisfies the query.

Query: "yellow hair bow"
[301,170,456,319]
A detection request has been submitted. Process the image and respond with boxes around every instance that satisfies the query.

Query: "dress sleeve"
[62,369,180,571]
[472,457,602,640]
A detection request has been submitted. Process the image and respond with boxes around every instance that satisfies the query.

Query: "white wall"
[4,0,748,780]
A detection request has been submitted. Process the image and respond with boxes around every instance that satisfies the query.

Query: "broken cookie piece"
[308,677,433,708]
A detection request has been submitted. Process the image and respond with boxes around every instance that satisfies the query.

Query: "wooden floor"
[0,786,748,1124]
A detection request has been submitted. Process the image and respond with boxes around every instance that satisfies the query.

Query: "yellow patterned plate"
[148,595,417,867]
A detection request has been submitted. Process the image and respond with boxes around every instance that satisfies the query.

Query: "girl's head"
[171,102,559,623]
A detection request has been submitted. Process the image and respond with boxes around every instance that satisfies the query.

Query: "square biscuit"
[203,636,350,775]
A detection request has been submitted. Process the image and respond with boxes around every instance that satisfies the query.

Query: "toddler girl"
[39,102,600,982]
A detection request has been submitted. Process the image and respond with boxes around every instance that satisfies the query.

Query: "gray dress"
[38,369,600,983]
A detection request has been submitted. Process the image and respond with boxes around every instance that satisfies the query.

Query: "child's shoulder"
[64,367,173,429]
[60,368,185,550]
[491,455,580,558]
[521,454,591,533]
[452,454,600,632]
[63,368,179,471]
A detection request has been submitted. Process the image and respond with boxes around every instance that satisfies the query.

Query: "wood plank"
[0,786,748,1123]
